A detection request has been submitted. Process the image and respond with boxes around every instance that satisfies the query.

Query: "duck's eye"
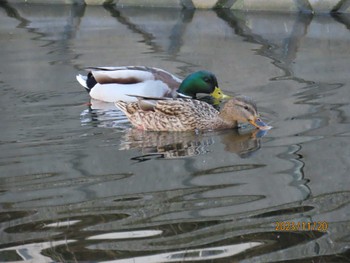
[203,77,210,83]
[244,105,249,110]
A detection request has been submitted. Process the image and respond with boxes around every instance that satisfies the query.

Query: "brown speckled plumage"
[116,96,262,132]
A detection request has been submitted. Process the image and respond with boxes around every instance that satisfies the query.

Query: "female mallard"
[76,66,229,103]
[115,96,270,132]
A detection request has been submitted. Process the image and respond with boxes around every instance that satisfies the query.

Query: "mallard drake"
[115,96,270,132]
[76,66,229,103]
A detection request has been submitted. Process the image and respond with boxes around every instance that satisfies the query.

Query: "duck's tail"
[76,74,89,91]
[76,73,97,93]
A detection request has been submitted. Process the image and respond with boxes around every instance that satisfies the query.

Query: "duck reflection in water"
[120,128,268,162]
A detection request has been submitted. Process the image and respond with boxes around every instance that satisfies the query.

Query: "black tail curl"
[85,72,97,93]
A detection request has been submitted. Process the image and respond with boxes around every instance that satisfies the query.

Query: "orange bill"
[249,118,272,130]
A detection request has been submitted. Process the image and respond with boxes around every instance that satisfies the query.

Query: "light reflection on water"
[0,2,350,263]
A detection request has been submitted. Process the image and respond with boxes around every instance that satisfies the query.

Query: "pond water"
[1,3,350,263]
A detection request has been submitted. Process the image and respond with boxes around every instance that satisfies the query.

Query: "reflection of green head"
[177,71,228,100]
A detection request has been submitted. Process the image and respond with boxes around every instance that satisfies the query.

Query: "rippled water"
[1,3,350,262]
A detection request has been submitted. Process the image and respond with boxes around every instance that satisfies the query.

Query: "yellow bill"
[210,86,231,100]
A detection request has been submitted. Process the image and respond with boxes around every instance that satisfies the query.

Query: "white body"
[89,80,171,102]
[76,67,182,102]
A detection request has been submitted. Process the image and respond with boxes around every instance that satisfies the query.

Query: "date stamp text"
[275,221,328,232]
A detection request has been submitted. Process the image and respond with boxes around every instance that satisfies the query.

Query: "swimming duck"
[115,96,270,132]
[76,66,229,103]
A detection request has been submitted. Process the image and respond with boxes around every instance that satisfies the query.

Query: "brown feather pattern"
[115,96,262,132]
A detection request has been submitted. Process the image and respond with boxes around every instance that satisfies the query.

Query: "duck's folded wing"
[153,99,192,116]
[153,99,217,118]
[86,66,181,87]
[89,68,155,85]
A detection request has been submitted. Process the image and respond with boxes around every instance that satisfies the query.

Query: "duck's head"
[177,71,230,100]
[220,96,270,130]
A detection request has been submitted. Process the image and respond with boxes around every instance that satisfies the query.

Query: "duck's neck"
[176,91,193,99]
[217,110,239,129]
[203,114,237,130]
[176,78,198,99]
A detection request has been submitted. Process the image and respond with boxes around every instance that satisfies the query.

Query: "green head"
[176,71,229,100]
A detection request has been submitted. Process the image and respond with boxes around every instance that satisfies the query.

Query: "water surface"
[0,3,350,262]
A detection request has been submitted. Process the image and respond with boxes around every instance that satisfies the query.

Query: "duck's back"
[135,99,220,131]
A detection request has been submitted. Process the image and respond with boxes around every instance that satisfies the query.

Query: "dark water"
[1,2,350,262]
